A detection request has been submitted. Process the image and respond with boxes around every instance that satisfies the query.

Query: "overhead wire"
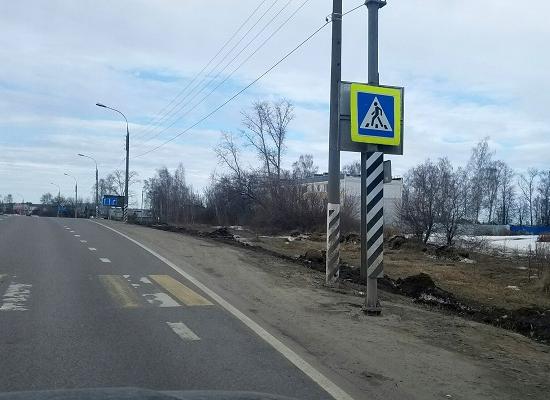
[134,0,297,149]
[132,0,279,144]
[132,1,365,159]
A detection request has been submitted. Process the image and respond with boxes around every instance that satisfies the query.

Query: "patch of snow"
[505,285,520,291]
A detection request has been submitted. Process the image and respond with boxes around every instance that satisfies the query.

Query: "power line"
[134,0,299,150]
[132,0,271,141]
[132,0,279,143]
[133,18,330,158]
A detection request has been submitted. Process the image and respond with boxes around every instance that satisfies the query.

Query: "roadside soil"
[100,220,550,400]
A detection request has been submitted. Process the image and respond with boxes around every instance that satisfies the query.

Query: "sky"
[1,0,549,204]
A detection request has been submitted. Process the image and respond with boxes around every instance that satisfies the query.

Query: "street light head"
[64,173,69,176]
[77,153,85,157]
[95,103,106,108]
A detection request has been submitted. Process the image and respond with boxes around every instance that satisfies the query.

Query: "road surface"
[0,215,334,399]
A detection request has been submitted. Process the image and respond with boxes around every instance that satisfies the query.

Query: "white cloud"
[0,0,549,202]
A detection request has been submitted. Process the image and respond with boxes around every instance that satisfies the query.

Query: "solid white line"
[80,240,88,243]
[167,322,200,341]
[88,247,97,251]
[91,221,354,400]
[99,258,111,263]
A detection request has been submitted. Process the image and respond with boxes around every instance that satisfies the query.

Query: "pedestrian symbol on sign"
[360,97,392,132]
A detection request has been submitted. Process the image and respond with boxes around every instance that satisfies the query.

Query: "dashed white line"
[0,282,32,311]
[99,258,111,263]
[80,240,88,243]
[69,230,75,233]
[167,322,200,341]
[74,235,80,237]
[93,220,355,400]
[88,247,97,251]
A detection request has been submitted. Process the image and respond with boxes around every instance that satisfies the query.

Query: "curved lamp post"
[50,182,61,217]
[96,102,129,222]
[77,153,99,218]
[64,173,78,219]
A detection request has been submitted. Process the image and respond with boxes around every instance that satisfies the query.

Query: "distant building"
[300,173,403,226]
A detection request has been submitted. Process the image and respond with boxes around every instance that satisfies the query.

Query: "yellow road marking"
[150,275,213,306]
[99,275,141,308]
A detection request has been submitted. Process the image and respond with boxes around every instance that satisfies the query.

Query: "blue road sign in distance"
[102,195,124,207]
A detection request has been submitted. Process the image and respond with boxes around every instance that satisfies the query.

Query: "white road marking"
[92,220,355,400]
[88,247,97,251]
[123,274,130,278]
[99,258,111,263]
[167,322,200,341]
[69,230,75,233]
[74,235,80,237]
[0,282,32,311]
[143,292,180,307]
[80,240,87,243]
[139,277,152,284]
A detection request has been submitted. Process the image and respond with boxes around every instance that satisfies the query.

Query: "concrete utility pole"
[363,0,386,313]
[96,103,130,222]
[326,0,343,284]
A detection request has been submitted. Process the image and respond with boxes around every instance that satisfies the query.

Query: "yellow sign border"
[350,83,402,146]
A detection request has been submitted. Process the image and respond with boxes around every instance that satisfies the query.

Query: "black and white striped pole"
[326,0,343,284]
[362,0,386,313]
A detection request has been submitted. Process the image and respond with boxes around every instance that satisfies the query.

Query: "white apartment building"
[302,174,403,226]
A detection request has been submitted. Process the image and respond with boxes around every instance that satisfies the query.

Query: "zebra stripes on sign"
[326,203,340,283]
[366,152,384,278]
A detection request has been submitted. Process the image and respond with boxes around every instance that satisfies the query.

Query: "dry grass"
[243,231,550,311]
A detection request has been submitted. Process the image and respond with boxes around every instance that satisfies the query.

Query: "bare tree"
[538,170,550,225]
[466,138,493,222]
[498,162,515,224]
[241,99,294,179]
[292,154,318,179]
[400,159,439,243]
[266,99,294,180]
[241,101,274,176]
[342,161,361,175]
[40,192,53,205]
[215,131,244,182]
[518,168,539,226]
[484,160,503,224]
[435,158,467,245]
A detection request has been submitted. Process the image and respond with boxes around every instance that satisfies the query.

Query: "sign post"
[338,1,404,314]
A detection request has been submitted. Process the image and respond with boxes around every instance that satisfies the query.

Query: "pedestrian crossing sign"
[350,83,402,146]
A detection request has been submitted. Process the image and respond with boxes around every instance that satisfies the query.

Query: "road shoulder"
[93,220,550,400]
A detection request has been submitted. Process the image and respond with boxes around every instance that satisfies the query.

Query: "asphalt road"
[0,215,332,399]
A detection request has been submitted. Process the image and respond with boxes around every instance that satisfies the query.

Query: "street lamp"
[50,182,61,217]
[64,173,78,219]
[14,192,24,215]
[96,102,130,222]
[77,153,99,218]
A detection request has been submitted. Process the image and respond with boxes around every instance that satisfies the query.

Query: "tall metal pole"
[75,182,78,219]
[50,182,60,217]
[78,154,99,219]
[96,103,130,223]
[326,0,342,284]
[363,0,386,313]
[64,173,78,219]
[95,166,99,218]
[124,124,130,223]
